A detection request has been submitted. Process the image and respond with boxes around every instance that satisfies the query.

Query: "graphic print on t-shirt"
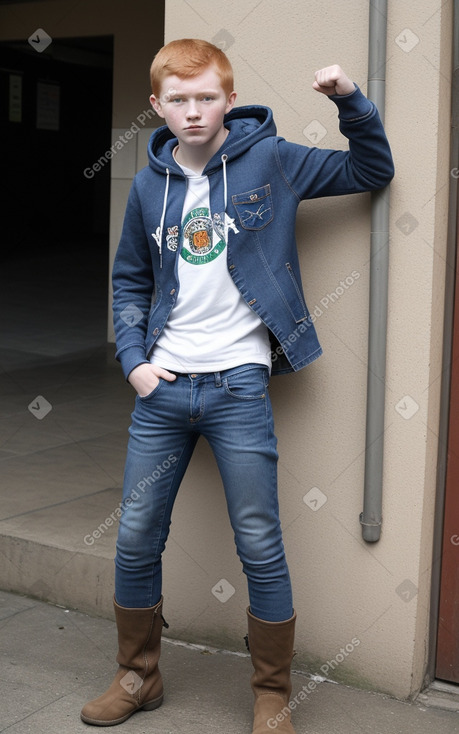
[180,206,226,265]
[150,165,269,372]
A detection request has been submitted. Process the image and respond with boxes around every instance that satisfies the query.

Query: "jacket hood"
[146,105,276,270]
[147,105,276,175]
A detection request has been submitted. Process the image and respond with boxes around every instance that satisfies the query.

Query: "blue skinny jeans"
[114,363,293,622]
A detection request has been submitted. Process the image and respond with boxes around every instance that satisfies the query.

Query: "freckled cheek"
[165,112,182,129]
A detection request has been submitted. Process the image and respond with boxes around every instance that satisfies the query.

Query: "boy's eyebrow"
[167,88,220,97]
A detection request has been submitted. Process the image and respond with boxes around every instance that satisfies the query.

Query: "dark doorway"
[0,35,113,369]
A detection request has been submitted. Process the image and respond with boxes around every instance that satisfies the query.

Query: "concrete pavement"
[1,589,459,734]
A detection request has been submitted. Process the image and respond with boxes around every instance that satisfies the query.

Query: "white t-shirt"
[151,160,271,373]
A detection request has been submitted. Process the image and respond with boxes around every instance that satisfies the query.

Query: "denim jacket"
[112,86,394,378]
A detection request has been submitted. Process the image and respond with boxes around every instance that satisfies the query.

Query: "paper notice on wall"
[9,74,22,123]
[36,81,60,130]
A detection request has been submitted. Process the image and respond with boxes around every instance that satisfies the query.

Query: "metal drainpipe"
[360,0,391,542]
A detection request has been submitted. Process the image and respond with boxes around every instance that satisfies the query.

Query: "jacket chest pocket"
[231,184,273,230]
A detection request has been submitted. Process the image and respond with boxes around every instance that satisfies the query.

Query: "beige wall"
[1,0,453,701]
[157,0,453,700]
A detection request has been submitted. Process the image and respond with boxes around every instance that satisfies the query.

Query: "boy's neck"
[174,127,229,175]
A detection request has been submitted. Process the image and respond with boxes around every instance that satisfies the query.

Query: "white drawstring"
[152,167,170,268]
[222,154,228,211]
[221,154,228,242]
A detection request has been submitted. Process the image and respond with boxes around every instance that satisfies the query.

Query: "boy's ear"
[150,94,165,118]
[225,91,237,114]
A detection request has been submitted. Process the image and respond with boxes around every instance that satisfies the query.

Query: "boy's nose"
[186,102,200,119]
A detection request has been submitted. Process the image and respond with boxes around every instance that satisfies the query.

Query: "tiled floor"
[0,243,128,617]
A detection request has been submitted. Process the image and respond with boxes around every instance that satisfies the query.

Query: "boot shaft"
[115,596,167,673]
[246,608,297,734]
[246,608,296,701]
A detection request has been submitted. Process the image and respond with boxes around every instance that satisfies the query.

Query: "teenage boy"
[81,38,393,733]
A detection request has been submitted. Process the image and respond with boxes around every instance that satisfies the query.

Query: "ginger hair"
[150,38,234,97]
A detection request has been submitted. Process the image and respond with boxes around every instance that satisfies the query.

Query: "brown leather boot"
[80,596,167,726]
[246,608,297,734]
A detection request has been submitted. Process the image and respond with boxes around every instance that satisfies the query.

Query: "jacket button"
[153,328,159,335]
[170,288,176,295]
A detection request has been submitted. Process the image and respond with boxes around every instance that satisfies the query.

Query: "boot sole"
[80,694,164,726]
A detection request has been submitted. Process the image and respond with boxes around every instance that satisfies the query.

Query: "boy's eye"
[168,95,215,104]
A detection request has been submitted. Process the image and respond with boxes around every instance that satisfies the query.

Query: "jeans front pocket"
[223,366,269,401]
[137,378,165,402]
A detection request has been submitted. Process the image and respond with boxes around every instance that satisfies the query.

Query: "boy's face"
[150,65,237,151]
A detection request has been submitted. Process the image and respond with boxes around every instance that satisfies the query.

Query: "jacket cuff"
[329,84,374,120]
[115,346,150,381]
